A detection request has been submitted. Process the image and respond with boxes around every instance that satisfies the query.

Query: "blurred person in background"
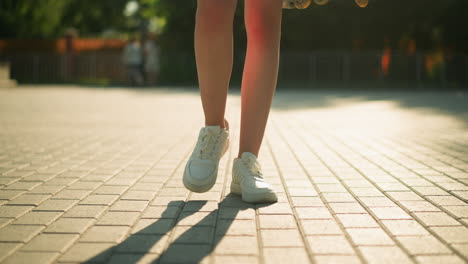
[144,32,161,86]
[122,34,144,86]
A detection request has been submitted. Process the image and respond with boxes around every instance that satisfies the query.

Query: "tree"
[0,0,70,38]
[0,0,129,38]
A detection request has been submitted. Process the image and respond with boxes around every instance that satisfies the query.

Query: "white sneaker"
[183,125,229,193]
[231,152,278,203]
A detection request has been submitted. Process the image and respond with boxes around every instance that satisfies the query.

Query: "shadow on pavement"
[83,194,268,264]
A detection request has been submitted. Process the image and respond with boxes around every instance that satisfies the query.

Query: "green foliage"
[2,0,466,53]
[0,0,70,37]
[61,0,129,36]
[0,0,129,38]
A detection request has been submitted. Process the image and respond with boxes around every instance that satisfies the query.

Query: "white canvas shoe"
[231,152,278,203]
[183,125,229,193]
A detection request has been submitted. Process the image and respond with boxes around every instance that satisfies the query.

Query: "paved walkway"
[0,85,467,264]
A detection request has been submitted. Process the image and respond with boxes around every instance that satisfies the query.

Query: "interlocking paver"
[214,235,258,255]
[219,207,255,220]
[396,235,452,255]
[29,185,65,195]
[336,213,380,228]
[381,220,429,235]
[443,206,468,218]
[3,181,41,191]
[369,207,412,220]
[53,189,91,200]
[6,194,51,206]
[131,219,174,235]
[452,191,468,200]
[159,244,211,263]
[261,229,303,247]
[67,181,101,190]
[1,87,467,264]
[121,190,156,201]
[452,244,468,259]
[413,186,450,196]
[115,234,168,254]
[0,225,44,242]
[399,200,441,212]
[415,255,465,264]
[43,217,94,234]
[257,202,293,215]
[0,217,12,228]
[20,233,79,252]
[177,211,216,226]
[0,243,22,262]
[259,214,297,229]
[217,219,256,236]
[359,197,397,207]
[78,194,119,206]
[213,255,259,264]
[34,199,78,211]
[347,228,395,246]
[301,219,343,235]
[93,185,128,195]
[263,248,310,264]
[80,225,130,243]
[426,195,467,206]
[2,252,59,264]
[359,246,412,264]
[12,211,62,225]
[58,242,114,262]
[351,187,386,197]
[413,212,461,226]
[386,191,425,201]
[307,235,355,254]
[183,201,219,212]
[322,192,357,202]
[109,200,149,212]
[0,205,34,218]
[172,226,214,243]
[329,202,367,213]
[314,256,361,264]
[290,196,324,207]
[430,226,468,243]
[96,211,140,226]
[63,205,107,218]
[142,206,179,219]
[296,207,333,219]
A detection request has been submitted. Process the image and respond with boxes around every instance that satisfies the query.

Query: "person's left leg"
[238,0,283,158]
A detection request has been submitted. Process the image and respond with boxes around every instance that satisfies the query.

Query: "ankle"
[237,151,258,159]
[205,118,229,130]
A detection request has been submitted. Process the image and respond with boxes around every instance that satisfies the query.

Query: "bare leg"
[238,0,283,158]
[195,0,238,129]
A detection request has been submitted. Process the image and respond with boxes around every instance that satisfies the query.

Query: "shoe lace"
[197,129,220,160]
[242,158,264,180]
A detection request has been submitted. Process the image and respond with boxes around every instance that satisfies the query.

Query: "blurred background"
[0,0,467,89]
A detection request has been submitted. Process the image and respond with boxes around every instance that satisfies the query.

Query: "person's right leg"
[183,0,237,193]
[195,0,238,129]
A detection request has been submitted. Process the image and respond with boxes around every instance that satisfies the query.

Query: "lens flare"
[295,0,312,9]
[355,0,368,8]
[314,0,329,6]
[283,0,312,9]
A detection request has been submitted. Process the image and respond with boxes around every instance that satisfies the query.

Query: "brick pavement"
[0,85,467,264]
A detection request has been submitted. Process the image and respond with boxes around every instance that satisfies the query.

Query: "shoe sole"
[183,135,229,193]
[230,183,278,203]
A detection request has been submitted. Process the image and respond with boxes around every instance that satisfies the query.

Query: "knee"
[245,14,279,47]
[196,0,235,33]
